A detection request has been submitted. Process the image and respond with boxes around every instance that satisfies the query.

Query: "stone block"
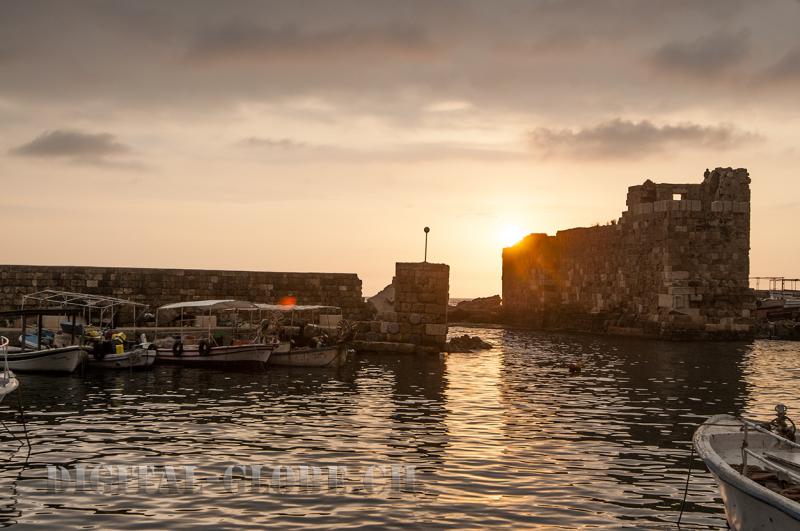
[425,324,448,336]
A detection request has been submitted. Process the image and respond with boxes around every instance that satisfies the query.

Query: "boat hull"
[713,471,800,530]
[87,347,156,370]
[156,344,272,368]
[269,344,346,367]
[5,346,84,373]
[694,414,800,531]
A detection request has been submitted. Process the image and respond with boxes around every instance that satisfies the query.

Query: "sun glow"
[498,224,528,248]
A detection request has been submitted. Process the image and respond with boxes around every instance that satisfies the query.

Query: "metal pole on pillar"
[424,227,430,263]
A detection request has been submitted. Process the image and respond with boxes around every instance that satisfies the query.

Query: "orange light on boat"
[279,296,297,307]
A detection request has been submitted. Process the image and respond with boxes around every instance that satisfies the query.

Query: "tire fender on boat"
[92,341,107,361]
[172,340,184,357]
[198,340,211,356]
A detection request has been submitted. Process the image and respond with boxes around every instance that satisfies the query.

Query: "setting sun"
[498,224,528,248]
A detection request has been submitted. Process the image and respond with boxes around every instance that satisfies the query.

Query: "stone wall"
[502,167,755,339]
[358,262,450,353]
[0,265,369,320]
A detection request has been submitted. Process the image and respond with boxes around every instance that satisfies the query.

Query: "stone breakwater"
[0,265,370,320]
[502,167,755,340]
[356,262,449,354]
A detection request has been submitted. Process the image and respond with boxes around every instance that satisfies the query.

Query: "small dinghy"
[694,405,800,530]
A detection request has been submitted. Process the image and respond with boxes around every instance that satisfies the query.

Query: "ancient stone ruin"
[502,167,755,340]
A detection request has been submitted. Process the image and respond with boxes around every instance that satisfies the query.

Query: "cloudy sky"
[2,0,799,296]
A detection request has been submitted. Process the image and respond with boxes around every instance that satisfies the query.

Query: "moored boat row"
[0,290,356,373]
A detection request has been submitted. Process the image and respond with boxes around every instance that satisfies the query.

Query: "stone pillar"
[394,262,449,353]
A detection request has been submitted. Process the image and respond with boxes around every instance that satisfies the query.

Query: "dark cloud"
[0,0,792,122]
[528,119,760,159]
[764,46,800,82]
[649,29,750,77]
[187,23,437,65]
[10,129,134,166]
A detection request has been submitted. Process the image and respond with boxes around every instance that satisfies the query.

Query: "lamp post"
[424,227,430,263]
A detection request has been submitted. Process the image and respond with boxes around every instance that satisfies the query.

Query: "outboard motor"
[769,403,797,442]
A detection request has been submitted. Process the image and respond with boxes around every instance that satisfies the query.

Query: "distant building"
[502,167,754,339]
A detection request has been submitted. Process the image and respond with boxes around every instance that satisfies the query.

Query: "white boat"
[156,343,272,366]
[154,300,276,369]
[269,342,348,367]
[84,329,157,370]
[87,343,156,370]
[20,290,156,371]
[4,345,84,373]
[0,337,19,402]
[694,408,800,530]
[0,308,85,373]
[255,304,354,367]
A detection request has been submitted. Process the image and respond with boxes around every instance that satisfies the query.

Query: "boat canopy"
[22,289,145,309]
[255,304,342,313]
[158,300,259,311]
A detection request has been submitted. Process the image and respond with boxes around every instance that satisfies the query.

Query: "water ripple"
[0,326,796,529]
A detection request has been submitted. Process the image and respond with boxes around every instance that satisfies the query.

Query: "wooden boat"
[153,300,276,368]
[22,290,155,371]
[0,308,85,373]
[255,304,354,367]
[694,407,800,530]
[269,342,348,367]
[4,345,84,373]
[84,334,156,370]
[0,337,19,403]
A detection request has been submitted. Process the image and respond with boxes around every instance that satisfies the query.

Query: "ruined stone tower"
[502,167,754,339]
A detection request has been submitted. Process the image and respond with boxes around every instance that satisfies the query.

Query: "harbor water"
[1,325,798,529]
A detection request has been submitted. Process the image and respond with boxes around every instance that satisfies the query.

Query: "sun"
[498,224,528,248]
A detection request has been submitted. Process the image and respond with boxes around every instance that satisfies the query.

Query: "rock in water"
[446,334,493,352]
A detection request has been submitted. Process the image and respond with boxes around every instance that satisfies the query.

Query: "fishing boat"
[256,304,354,367]
[84,331,156,370]
[270,341,350,367]
[0,337,19,402]
[694,405,800,530]
[153,300,276,368]
[0,309,85,373]
[22,290,155,370]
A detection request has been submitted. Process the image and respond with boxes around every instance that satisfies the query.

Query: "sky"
[1,0,800,297]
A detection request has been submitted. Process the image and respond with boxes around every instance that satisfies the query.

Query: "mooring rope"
[16,387,31,457]
[676,443,694,527]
